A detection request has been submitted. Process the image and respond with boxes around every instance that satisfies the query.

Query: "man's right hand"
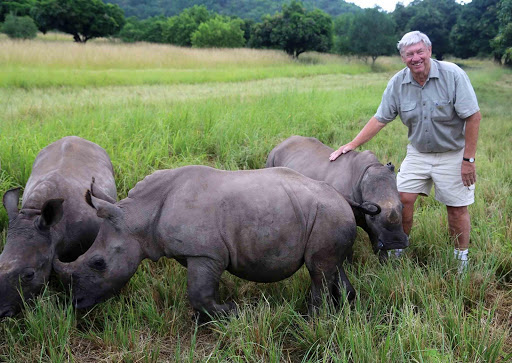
[329,144,355,161]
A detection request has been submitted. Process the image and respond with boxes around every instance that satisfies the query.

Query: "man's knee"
[400,192,418,207]
[446,205,469,220]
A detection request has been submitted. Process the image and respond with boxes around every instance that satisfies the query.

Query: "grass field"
[1,36,511,362]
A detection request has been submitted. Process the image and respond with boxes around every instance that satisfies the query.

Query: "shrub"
[191,17,245,48]
[1,13,38,39]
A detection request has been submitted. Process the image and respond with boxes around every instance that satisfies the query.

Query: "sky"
[348,0,469,12]
[347,0,412,12]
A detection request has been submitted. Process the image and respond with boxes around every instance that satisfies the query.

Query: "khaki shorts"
[397,144,475,207]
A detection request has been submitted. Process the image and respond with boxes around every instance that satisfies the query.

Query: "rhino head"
[360,163,409,254]
[53,190,143,309]
[0,188,64,318]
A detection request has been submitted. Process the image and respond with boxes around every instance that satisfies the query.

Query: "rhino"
[0,136,117,318]
[53,165,376,321]
[266,136,409,260]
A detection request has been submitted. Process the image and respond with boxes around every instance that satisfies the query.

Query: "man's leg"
[400,192,419,236]
[447,205,471,273]
[446,206,470,249]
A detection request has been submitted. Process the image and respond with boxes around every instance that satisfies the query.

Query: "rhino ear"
[3,187,21,221]
[85,189,122,224]
[36,199,64,231]
[386,162,395,172]
[90,176,116,204]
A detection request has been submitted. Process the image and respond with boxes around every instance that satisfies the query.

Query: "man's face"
[401,41,432,78]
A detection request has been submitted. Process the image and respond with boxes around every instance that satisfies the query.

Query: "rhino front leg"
[307,264,355,315]
[186,257,236,323]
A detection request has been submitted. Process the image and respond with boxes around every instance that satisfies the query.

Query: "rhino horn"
[52,257,74,285]
[85,189,123,223]
[2,187,21,221]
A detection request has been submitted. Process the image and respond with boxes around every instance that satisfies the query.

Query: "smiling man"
[329,31,481,272]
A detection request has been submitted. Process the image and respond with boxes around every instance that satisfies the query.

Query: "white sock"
[454,248,469,273]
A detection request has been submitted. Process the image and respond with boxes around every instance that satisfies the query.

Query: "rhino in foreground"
[54,166,376,321]
[266,136,409,260]
[0,136,117,318]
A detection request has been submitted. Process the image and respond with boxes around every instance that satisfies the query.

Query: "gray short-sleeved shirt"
[375,59,480,153]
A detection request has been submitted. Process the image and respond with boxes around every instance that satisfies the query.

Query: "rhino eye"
[21,269,35,283]
[89,257,107,271]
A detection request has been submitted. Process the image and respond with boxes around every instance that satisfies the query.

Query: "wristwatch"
[463,157,475,163]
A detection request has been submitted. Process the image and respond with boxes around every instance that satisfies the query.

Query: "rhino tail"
[345,198,381,216]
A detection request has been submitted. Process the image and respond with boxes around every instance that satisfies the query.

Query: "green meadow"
[1,36,511,362]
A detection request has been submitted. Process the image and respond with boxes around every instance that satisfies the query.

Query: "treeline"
[102,0,362,21]
[1,0,512,65]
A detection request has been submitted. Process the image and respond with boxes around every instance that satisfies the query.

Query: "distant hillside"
[104,0,362,20]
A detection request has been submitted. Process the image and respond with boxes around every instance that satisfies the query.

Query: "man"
[329,31,481,272]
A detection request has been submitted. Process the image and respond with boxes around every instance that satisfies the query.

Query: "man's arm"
[329,116,387,161]
[461,111,481,186]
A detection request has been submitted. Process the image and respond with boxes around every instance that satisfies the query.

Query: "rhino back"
[20,136,117,259]
[125,166,355,283]
[268,135,380,200]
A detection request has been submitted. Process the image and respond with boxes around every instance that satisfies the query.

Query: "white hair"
[397,31,432,54]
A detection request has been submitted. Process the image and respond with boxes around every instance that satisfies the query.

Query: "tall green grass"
[1,39,511,361]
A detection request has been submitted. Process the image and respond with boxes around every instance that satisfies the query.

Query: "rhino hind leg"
[186,257,236,323]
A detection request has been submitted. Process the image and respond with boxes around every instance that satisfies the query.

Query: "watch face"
[469,158,475,163]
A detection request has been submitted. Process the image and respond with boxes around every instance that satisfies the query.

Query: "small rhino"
[266,136,409,260]
[54,166,374,321]
[0,136,117,318]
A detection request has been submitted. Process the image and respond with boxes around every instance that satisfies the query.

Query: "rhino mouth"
[377,237,409,251]
[0,306,17,319]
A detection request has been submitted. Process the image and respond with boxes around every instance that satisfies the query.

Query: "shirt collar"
[402,58,439,85]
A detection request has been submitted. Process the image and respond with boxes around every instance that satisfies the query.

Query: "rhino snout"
[378,234,409,251]
[0,305,17,319]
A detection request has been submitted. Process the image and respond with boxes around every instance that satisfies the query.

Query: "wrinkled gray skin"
[54,166,358,322]
[0,136,117,318]
[266,136,409,260]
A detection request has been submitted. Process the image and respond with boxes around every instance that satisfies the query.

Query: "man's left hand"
[461,161,476,186]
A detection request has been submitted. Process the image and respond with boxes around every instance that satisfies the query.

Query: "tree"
[332,12,354,55]
[250,1,332,58]
[191,16,245,48]
[335,8,396,65]
[32,0,125,43]
[163,5,212,46]
[1,0,35,22]
[450,0,500,59]
[491,0,512,65]
[1,13,38,39]
[393,0,461,60]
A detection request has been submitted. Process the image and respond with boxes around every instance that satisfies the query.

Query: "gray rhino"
[54,166,366,321]
[0,136,117,318]
[266,136,409,260]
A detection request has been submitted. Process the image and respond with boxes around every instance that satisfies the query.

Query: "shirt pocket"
[399,101,417,127]
[432,100,454,122]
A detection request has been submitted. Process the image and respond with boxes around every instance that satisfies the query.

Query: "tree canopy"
[32,0,126,42]
[250,1,332,58]
[334,8,396,65]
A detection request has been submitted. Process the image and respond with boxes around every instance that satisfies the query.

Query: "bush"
[191,17,245,48]
[1,13,38,39]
